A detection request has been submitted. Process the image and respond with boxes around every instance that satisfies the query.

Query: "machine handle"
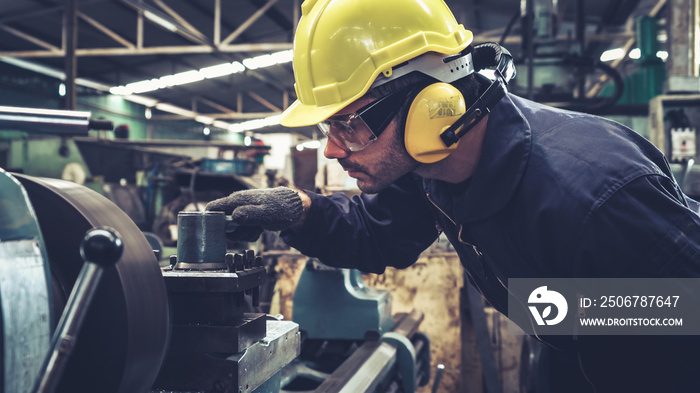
[431,364,445,393]
[31,227,123,393]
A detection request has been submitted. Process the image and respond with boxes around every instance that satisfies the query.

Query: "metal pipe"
[0,106,113,135]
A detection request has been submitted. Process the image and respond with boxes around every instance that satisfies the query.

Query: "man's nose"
[324,137,349,159]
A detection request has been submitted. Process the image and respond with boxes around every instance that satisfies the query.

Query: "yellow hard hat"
[280,0,473,127]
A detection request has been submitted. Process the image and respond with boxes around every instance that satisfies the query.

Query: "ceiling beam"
[0,42,292,57]
[153,0,208,42]
[247,90,281,112]
[221,0,279,45]
[0,23,60,51]
[153,111,279,120]
[78,12,135,49]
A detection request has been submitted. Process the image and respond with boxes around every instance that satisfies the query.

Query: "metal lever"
[31,227,123,393]
[431,364,445,393]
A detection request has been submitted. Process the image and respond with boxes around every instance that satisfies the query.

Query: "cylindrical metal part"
[0,106,113,135]
[176,211,227,268]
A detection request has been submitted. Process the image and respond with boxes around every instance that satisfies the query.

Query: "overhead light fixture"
[200,62,245,78]
[600,48,626,62]
[108,51,293,133]
[242,50,293,69]
[228,115,282,133]
[124,94,159,107]
[195,115,214,124]
[161,70,204,87]
[155,102,196,117]
[144,10,178,33]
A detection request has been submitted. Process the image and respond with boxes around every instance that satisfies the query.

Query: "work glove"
[205,187,304,231]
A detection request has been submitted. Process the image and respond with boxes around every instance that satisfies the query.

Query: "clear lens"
[317,115,377,152]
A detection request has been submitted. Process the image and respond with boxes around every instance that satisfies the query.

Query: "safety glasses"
[317,86,412,152]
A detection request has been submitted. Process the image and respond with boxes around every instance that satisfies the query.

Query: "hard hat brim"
[280,99,348,128]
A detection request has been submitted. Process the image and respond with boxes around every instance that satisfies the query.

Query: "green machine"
[282,259,432,393]
[293,260,393,340]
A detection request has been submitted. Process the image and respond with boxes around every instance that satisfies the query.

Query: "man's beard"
[338,148,418,194]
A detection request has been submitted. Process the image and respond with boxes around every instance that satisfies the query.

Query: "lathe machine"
[0,105,431,393]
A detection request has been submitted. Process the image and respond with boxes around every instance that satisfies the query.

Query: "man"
[206,0,700,391]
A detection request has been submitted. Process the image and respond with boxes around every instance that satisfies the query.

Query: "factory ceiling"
[0,0,665,140]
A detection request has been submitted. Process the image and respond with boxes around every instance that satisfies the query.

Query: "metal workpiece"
[154,320,300,393]
[167,313,268,354]
[0,106,113,135]
[175,211,227,270]
[162,265,266,292]
[162,261,266,325]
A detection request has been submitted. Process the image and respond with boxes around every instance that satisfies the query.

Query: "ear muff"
[404,82,466,163]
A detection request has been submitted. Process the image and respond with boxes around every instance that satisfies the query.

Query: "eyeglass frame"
[317,84,416,152]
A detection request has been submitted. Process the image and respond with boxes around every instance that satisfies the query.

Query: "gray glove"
[205,187,304,231]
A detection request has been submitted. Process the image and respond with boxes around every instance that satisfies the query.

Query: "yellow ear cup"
[404,83,466,163]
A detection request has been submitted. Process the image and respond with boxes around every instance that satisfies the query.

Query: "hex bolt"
[233,253,245,271]
[245,250,255,269]
[225,253,235,272]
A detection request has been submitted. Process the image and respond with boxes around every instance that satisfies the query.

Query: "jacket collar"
[452,93,532,223]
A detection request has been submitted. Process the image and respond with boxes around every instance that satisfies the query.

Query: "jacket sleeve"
[571,173,700,278]
[280,174,439,273]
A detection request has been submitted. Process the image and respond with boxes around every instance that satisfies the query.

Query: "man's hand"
[206,187,305,231]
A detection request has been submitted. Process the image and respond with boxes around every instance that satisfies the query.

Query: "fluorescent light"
[231,61,245,73]
[144,10,178,33]
[126,78,166,94]
[124,94,158,107]
[161,70,204,86]
[657,50,668,61]
[213,120,231,129]
[228,115,282,133]
[195,115,214,124]
[600,48,625,62]
[243,50,293,70]
[200,63,237,78]
[628,48,641,60]
[155,102,196,117]
[271,50,293,63]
